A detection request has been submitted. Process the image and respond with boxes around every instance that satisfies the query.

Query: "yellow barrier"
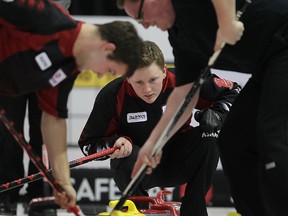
[98,200,145,216]
[74,70,120,88]
[75,64,175,88]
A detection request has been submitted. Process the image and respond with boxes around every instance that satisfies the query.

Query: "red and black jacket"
[0,0,82,117]
[78,70,241,158]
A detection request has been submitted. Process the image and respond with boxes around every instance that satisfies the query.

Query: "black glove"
[83,135,119,160]
[194,109,223,135]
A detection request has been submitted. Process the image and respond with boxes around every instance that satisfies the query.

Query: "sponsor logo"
[72,177,121,201]
[201,132,219,138]
[127,112,147,123]
[213,77,233,90]
[71,176,175,202]
[69,168,233,206]
[48,69,67,87]
[35,52,52,71]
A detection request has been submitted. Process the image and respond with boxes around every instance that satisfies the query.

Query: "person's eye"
[136,81,142,86]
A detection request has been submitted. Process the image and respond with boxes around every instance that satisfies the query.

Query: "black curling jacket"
[78,71,241,159]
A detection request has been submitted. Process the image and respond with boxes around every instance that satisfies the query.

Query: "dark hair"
[128,40,165,77]
[98,21,143,76]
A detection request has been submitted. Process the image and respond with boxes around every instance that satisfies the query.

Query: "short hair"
[126,40,165,77]
[97,21,143,76]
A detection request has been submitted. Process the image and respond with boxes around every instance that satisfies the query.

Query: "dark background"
[69,0,127,16]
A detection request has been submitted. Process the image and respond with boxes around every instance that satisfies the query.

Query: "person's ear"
[127,77,131,84]
[163,66,167,78]
[101,42,116,52]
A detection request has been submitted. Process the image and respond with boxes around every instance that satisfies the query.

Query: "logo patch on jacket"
[127,112,147,123]
[213,77,233,90]
[49,69,67,87]
[35,52,52,71]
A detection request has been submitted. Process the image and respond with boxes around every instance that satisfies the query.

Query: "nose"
[142,83,152,92]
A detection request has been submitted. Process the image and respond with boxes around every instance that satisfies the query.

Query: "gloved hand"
[194,109,223,136]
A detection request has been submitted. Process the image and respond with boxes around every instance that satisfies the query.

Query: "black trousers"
[111,127,219,216]
[218,42,288,215]
[0,93,48,202]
